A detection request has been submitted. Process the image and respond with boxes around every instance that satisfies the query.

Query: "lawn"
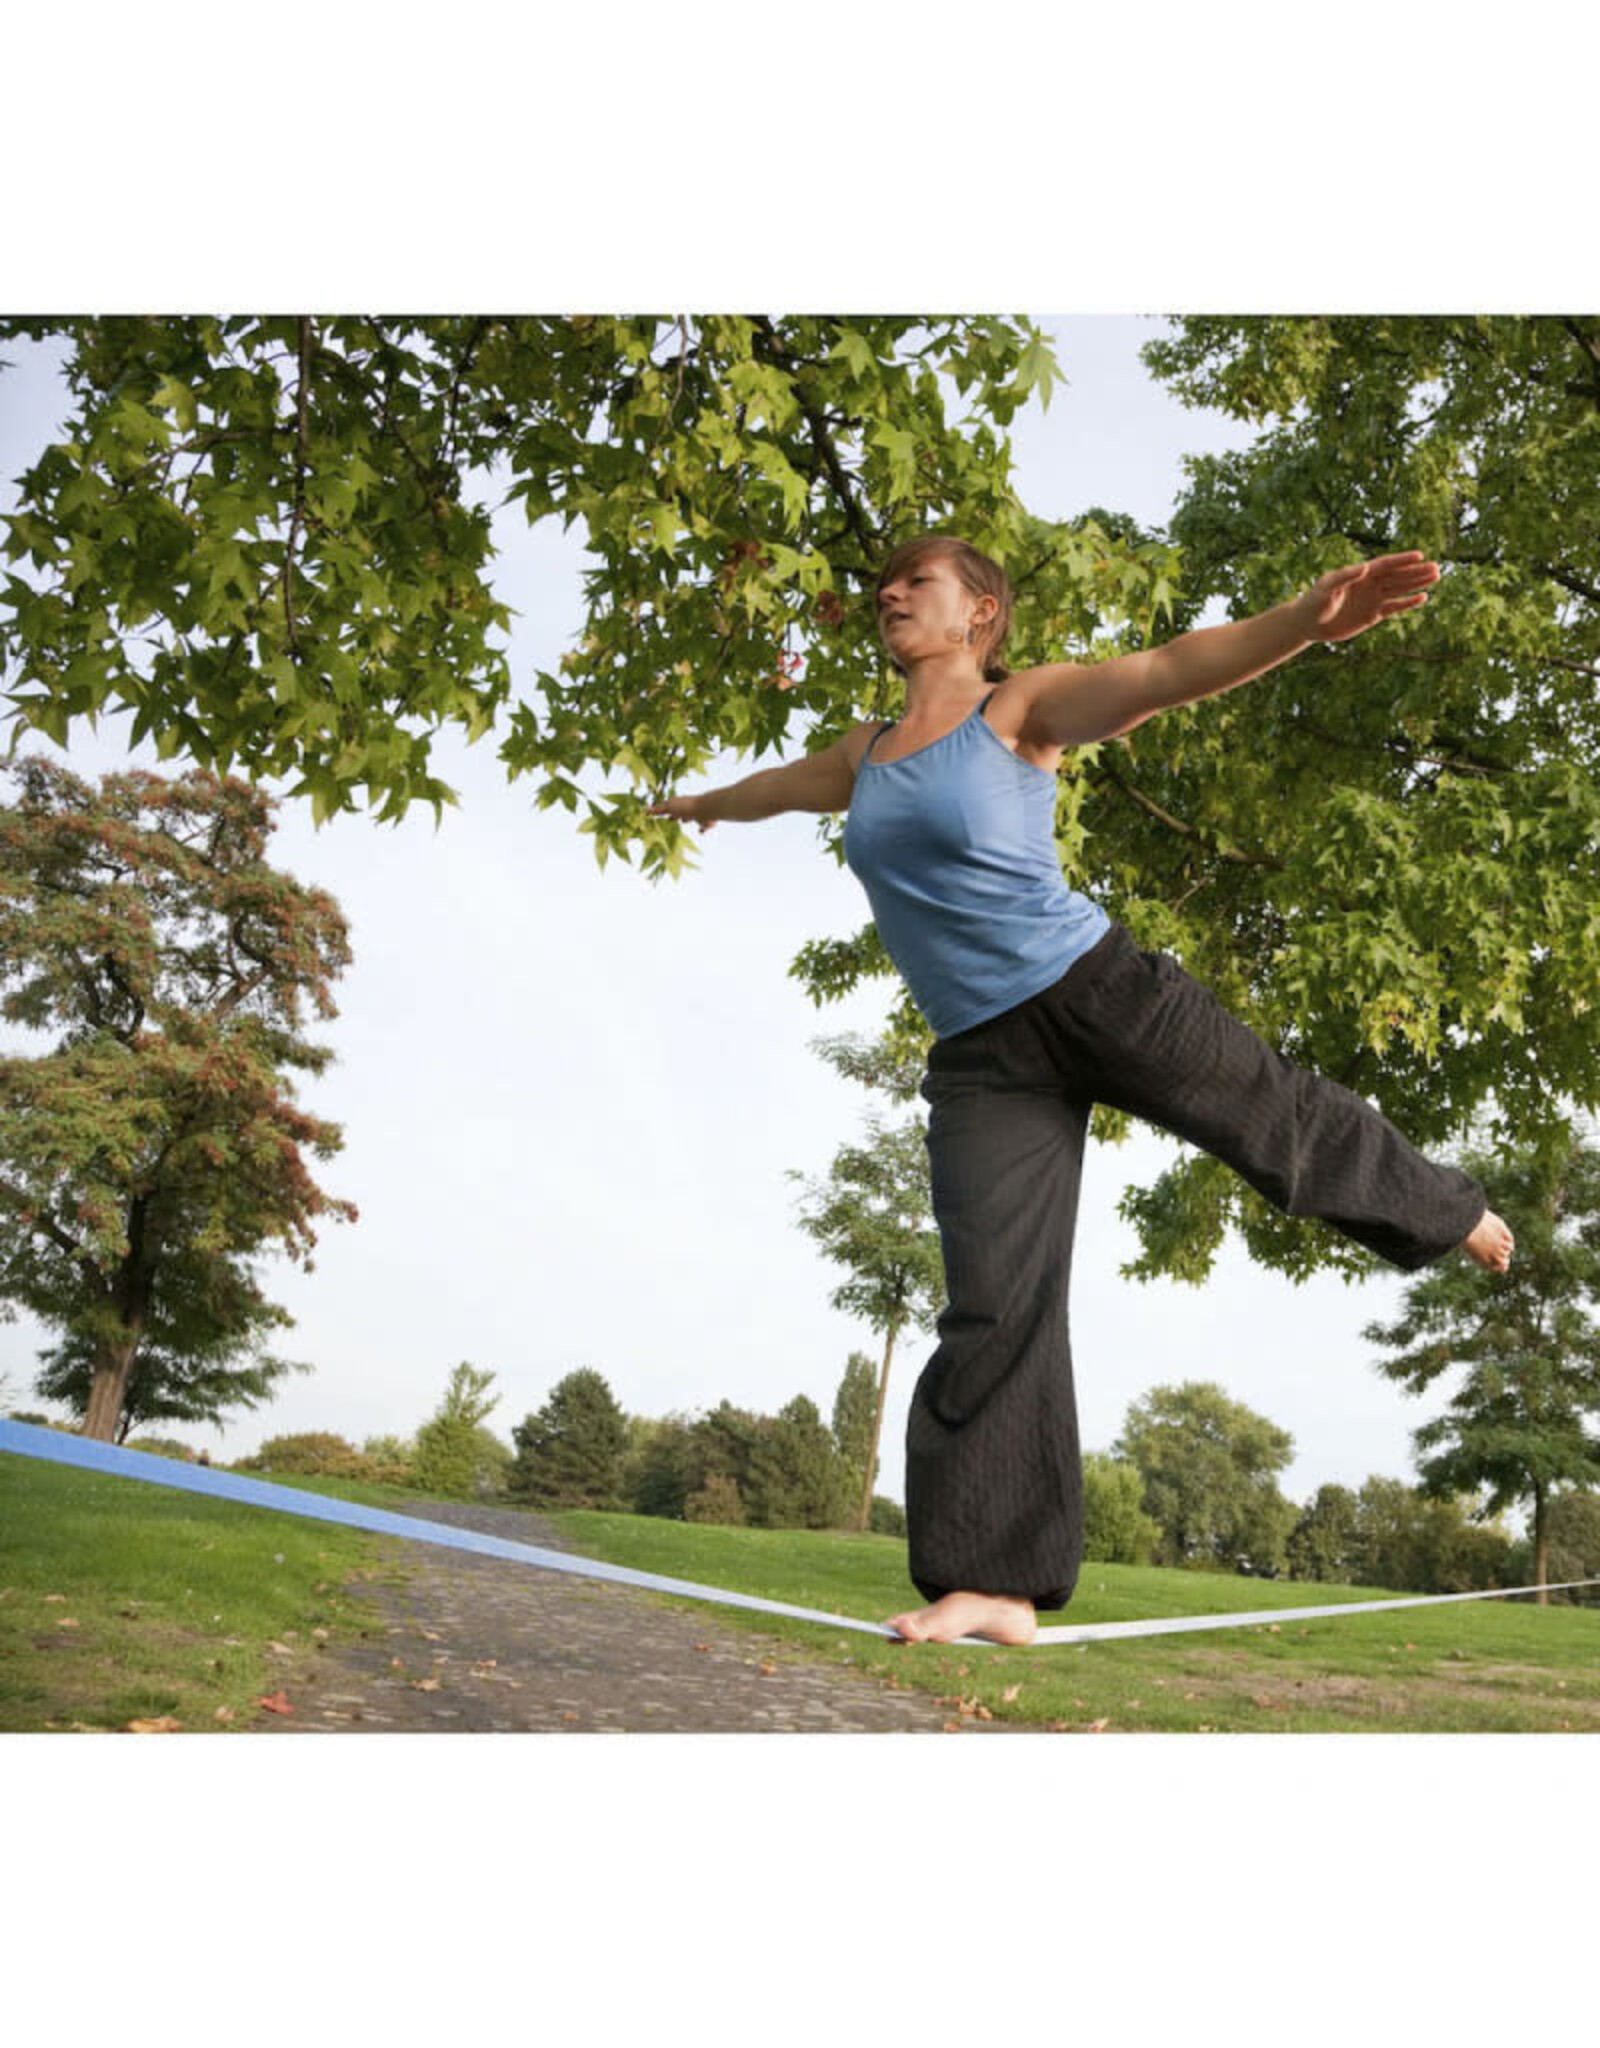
[0,1454,388,1732]
[4,1451,1597,1732]
[545,1508,1600,1733]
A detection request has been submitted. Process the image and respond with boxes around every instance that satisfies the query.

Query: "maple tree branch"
[1094,756,1279,868]
[750,318,883,564]
[282,317,313,656]
[0,1172,96,1272]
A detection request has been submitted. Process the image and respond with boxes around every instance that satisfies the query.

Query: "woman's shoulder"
[842,715,895,776]
[981,674,1066,775]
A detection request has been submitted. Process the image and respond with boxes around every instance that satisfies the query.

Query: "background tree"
[1081,1450,1160,1565]
[507,1366,629,1509]
[1364,1130,1600,1599]
[788,1065,945,1531]
[831,1350,879,1509]
[1347,1475,1517,1596]
[1529,1488,1600,1605]
[1286,1482,1362,1584]
[1096,315,1600,1285]
[410,1361,506,1499]
[621,1411,699,1520]
[0,756,356,1441]
[31,1311,309,1447]
[741,1393,852,1530]
[1115,1380,1298,1573]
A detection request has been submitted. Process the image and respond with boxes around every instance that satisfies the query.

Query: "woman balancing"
[649,537,1514,1647]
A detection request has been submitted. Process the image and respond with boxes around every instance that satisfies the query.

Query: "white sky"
[0,314,1482,1509]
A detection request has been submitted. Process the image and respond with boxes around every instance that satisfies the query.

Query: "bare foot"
[886,1591,1037,1646]
[1462,1208,1514,1273]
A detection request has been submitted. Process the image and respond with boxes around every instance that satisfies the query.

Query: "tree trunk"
[82,1337,137,1442]
[82,1241,151,1443]
[857,1321,898,1533]
[1533,1485,1549,1607]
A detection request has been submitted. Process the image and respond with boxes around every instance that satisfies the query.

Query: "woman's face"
[876,553,990,667]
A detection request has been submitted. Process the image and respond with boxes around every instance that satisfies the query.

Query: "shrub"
[408,1365,508,1500]
[868,1496,907,1537]
[1083,1451,1160,1565]
[235,1431,371,1477]
[125,1435,201,1462]
[685,1474,746,1526]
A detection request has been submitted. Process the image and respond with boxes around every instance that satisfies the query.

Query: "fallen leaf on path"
[757,1660,779,1677]
[943,1720,963,1733]
[256,1691,294,1716]
[1085,1718,1111,1733]
[411,1678,442,1692]
[267,1641,294,1656]
[127,1716,183,1733]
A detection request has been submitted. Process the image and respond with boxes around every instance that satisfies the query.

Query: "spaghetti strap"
[862,718,896,765]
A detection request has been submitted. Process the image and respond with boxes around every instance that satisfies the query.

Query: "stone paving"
[249,1497,1015,1735]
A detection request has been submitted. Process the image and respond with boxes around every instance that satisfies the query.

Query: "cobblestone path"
[250,1499,1013,1734]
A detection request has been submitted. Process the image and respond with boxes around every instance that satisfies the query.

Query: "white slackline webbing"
[4,1418,1597,1648]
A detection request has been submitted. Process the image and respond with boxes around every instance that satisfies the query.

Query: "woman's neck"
[896,654,990,726]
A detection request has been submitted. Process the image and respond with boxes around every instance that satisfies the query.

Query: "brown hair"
[873,534,1013,683]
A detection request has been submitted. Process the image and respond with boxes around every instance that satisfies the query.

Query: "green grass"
[545,1509,1600,1733]
[0,1455,389,1732]
[6,1453,1597,1732]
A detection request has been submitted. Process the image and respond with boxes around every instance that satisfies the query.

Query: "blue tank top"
[842,691,1109,1041]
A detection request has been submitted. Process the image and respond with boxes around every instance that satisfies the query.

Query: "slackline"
[4,1418,1597,1648]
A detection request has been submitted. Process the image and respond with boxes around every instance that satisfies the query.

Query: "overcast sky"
[0,313,1493,1511]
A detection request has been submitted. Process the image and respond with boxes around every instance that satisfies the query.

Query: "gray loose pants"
[906,921,1487,1610]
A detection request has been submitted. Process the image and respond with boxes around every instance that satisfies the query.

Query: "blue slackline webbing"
[5,1418,1598,1647]
[0,1419,896,1639]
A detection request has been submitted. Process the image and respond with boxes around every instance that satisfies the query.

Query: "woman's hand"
[1297,551,1442,643]
[647,793,716,833]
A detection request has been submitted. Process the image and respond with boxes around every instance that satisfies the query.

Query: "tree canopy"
[1115,1379,1298,1572]
[0,315,1086,853]
[1106,316,1600,1282]
[6,314,1595,1288]
[508,1366,630,1509]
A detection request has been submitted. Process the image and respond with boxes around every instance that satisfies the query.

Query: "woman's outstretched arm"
[1014,551,1442,748]
[648,722,871,831]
